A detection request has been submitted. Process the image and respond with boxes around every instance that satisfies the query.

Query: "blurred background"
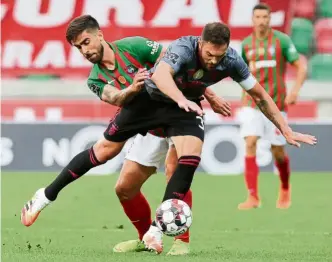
[1,0,332,174]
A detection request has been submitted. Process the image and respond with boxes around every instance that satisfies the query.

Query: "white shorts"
[125,133,172,169]
[239,107,287,146]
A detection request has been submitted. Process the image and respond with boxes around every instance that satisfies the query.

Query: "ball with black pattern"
[154,199,192,237]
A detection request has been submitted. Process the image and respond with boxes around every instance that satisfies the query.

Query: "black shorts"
[104,91,204,142]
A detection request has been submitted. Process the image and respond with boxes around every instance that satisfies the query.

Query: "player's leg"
[143,110,204,254]
[164,144,191,256]
[20,103,144,227]
[21,137,125,227]
[113,134,169,252]
[162,135,202,202]
[269,112,291,208]
[113,159,155,252]
[271,145,291,208]
[238,107,263,210]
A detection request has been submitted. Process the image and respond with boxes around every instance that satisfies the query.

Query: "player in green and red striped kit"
[238,3,307,209]
[21,15,231,255]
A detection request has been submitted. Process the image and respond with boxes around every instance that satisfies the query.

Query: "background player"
[238,3,307,210]
[20,15,231,256]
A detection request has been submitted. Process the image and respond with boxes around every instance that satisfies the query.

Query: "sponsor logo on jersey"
[193,69,204,80]
[254,60,277,69]
[126,65,136,74]
[118,76,127,84]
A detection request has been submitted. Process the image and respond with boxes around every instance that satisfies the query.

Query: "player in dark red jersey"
[20,15,231,255]
[238,3,307,210]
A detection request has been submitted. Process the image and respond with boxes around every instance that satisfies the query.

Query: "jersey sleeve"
[160,39,192,74]
[87,77,110,99]
[230,55,257,91]
[130,37,163,64]
[281,34,299,63]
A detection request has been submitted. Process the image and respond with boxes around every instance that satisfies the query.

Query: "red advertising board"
[1,0,294,77]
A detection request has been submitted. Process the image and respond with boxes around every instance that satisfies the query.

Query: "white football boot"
[21,188,52,227]
[142,225,164,254]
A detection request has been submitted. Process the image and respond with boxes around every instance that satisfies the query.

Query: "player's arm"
[286,59,307,105]
[241,42,249,65]
[281,34,307,105]
[232,56,316,147]
[87,69,148,106]
[204,87,231,117]
[100,84,140,106]
[151,42,203,115]
[247,83,291,136]
[151,61,187,103]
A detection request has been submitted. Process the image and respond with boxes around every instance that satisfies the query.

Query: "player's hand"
[282,127,317,147]
[209,96,231,117]
[285,91,299,105]
[178,99,203,116]
[132,68,149,92]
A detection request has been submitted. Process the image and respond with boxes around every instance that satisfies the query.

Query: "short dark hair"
[66,15,100,44]
[201,22,230,46]
[253,3,271,13]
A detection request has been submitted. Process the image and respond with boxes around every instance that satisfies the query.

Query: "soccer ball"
[154,199,193,237]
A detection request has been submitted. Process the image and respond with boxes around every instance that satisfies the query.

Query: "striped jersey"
[87,36,165,137]
[87,36,162,96]
[241,29,299,111]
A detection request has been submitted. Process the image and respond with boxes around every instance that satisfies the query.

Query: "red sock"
[175,189,192,243]
[276,156,290,190]
[120,192,152,240]
[244,156,259,198]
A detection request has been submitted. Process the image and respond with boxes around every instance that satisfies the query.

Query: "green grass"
[2,172,332,262]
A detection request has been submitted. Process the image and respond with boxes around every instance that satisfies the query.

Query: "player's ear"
[97,30,104,41]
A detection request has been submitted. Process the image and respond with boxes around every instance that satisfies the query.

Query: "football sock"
[275,155,290,190]
[120,192,152,240]
[244,156,259,198]
[162,156,200,201]
[44,148,103,201]
[175,189,192,243]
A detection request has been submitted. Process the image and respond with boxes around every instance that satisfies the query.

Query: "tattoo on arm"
[102,85,138,106]
[256,99,282,131]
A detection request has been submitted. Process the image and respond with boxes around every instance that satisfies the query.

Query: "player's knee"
[245,137,258,155]
[93,139,124,162]
[115,181,137,201]
[271,146,286,162]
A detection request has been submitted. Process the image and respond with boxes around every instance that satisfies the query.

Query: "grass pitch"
[2,172,332,262]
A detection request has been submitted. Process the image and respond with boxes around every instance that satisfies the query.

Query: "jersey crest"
[126,65,136,74]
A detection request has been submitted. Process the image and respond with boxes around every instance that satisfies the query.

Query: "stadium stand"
[291,18,314,55]
[318,0,332,18]
[315,18,332,54]
[294,0,316,20]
